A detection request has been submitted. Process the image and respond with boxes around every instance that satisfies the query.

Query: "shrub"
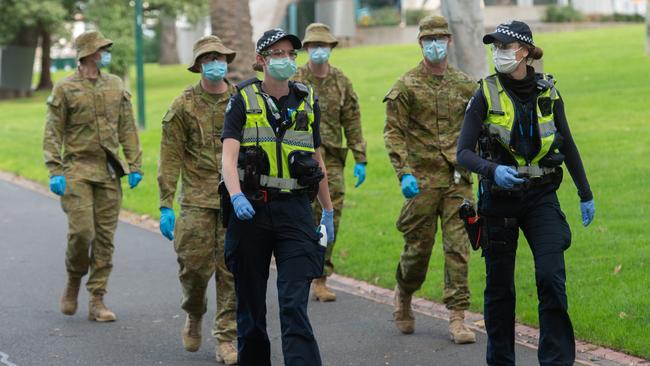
[405,9,431,26]
[599,13,645,22]
[543,5,585,23]
[357,6,401,27]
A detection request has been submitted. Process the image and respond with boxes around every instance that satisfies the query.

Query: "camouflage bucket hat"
[74,30,113,61]
[188,35,236,73]
[302,23,338,48]
[417,15,451,39]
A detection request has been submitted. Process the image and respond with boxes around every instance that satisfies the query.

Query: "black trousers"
[479,183,575,366]
[225,193,325,366]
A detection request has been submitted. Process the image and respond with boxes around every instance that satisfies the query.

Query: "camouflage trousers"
[174,205,236,343]
[395,183,473,310]
[60,177,121,295]
[312,164,345,276]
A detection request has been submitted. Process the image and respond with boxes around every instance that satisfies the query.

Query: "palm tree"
[210,0,256,83]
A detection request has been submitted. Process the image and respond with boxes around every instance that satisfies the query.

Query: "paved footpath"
[0,179,544,365]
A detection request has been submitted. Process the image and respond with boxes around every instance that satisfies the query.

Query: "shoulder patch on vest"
[226,98,233,114]
[466,96,475,112]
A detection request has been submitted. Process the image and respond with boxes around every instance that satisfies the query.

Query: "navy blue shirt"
[221,79,321,148]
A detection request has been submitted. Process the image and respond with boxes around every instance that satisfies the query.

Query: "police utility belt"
[485,165,562,199]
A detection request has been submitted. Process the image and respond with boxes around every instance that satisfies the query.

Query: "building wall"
[571,0,646,15]
[402,0,441,10]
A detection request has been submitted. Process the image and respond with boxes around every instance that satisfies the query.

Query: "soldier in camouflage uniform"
[383,15,477,344]
[43,30,143,323]
[157,35,237,364]
[292,23,367,302]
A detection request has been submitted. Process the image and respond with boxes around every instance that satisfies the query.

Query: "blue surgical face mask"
[201,60,228,82]
[493,46,523,74]
[308,47,331,65]
[267,57,297,81]
[97,51,111,68]
[422,39,448,63]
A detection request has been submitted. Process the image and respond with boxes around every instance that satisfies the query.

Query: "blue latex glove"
[353,162,366,188]
[49,175,66,196]
[128,172,142,189]
[494,165,525,189]
[320,209,335,243]
[231,192,255,220]
[159,207,175,241]
[400,174,420,199]
[580,200,595,227]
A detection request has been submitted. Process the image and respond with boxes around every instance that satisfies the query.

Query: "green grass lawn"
[1,25,649,357]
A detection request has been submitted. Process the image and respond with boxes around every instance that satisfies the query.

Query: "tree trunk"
[159,15,180,65]
[0,27,38,99]
[36,28,53,91]
[646,0,650,55]
[441,0,488,81]
[210,0,256,83]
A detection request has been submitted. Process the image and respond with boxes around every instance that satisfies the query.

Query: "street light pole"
[134,0,145,129]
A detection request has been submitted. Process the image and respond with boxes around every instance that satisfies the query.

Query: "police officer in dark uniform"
[220,28,334,366]
[457,21,595,365]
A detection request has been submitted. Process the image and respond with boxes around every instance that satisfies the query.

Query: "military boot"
[393,285,414,334]
[312,276,336,302]
[181,315,202,352]
[215,341,238,364]
[448,310,476,344]
[59,277,81,315]
[88,294,117,322]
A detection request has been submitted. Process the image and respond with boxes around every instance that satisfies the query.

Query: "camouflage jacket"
[158,82,236,209]
[383,62,476,188]
[293,64,366,167]
[43,70,142,181]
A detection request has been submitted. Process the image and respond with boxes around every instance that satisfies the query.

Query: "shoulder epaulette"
[291,81,310,98]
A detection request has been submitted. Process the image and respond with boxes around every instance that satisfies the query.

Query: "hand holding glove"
[49,175,66,196]
[353,162,366,188]
[159,207,175,241]
[494,165,525,189]
[580,200,595,227]
[128,172,143,189]
[231,192,255,220]
[400,174,419,199]
[320,209,335,243]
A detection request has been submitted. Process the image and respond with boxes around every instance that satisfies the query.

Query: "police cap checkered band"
[483,20,534,46]
[256,28,302,54]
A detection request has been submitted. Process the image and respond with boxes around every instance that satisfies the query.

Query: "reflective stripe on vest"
[237,168,302,190]
[517,165,555,177]
[239,82,315,190]
[482,74,560,170]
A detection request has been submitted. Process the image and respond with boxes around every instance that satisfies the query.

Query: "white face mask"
[493,47,522,74]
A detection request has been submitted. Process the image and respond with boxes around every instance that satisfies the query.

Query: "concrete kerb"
[1,170,648,366]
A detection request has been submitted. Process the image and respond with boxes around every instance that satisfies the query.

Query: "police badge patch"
[226,98,233,114]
